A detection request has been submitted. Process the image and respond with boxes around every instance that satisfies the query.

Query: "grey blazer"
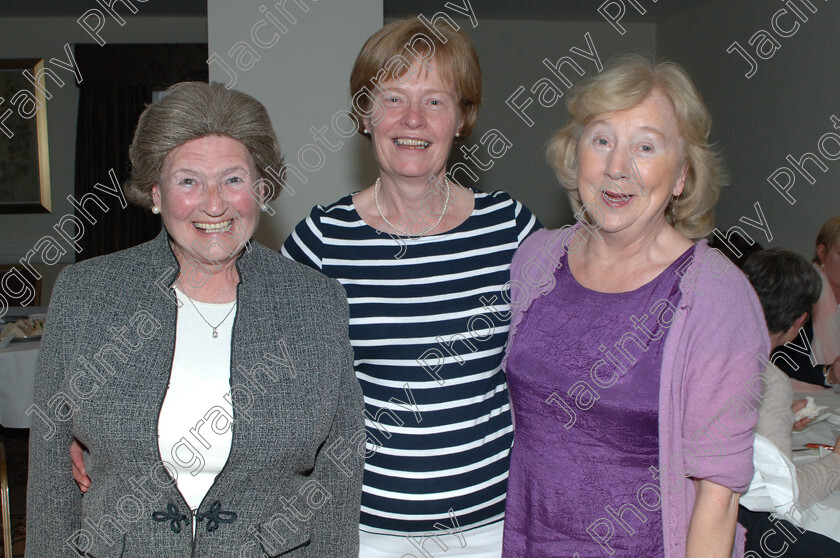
[25,230,364,557]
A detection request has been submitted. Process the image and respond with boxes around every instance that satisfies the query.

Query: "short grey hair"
[125,81,285,208]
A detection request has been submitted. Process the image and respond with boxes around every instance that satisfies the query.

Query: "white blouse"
[158,289,236,512]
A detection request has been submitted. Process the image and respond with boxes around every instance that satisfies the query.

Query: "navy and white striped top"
[281,189,540,535]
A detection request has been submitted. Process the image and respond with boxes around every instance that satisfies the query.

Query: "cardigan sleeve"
[676,245,770,493]
[758,363,840,509]
[796,450,840,510]
[754,362,795,457]
[306,279,365,556]
[25,268,86,557]
[783,384,840,510]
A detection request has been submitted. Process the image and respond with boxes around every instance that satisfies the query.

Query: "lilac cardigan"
[503,226,770,558]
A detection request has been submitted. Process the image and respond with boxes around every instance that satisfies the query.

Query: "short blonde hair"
[547,54,725,239]
[349,17,481,140]
[815,216,840,263]
[125,81,285,209]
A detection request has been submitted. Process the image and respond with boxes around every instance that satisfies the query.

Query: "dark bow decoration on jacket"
[196,500,238,532]
[152,502,190,534]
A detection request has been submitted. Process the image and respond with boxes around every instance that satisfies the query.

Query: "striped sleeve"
[281,206,326,270]
[512,196,541,243]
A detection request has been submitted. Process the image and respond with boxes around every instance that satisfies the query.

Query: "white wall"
[657,0,840,257]
[0,16,207,302]
[208,0,383,250]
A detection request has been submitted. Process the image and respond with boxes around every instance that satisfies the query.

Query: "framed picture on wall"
[0,58,52,213]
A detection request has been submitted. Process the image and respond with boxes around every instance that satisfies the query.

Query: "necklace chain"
[180,291,237,339]
[373,177,451,237]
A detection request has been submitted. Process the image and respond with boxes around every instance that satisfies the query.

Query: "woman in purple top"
[501,56,770,557]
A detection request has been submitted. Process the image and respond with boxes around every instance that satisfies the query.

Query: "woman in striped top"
[282,18,539,558]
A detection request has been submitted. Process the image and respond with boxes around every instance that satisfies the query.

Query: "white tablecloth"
[0,339,40,428]
[791,387,840,450]
[741,386,840,543]
[1,305,47,320]
[0,306,46,428]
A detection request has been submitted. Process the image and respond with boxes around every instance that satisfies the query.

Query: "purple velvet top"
[503,247,693,557]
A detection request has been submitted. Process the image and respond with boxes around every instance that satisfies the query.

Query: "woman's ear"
[257,176,268,203]
[794,312,808,332]
[816,243,827,265]
[673,164,689,197]
[151,184,161,208]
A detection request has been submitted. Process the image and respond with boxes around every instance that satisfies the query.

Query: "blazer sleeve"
[25,269,85,557]
[306,280,364,556]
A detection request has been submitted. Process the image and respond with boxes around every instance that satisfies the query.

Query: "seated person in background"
[772,217,840,387]
[738,248,840,556]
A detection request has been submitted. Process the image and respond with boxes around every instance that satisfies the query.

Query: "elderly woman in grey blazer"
[25,82,364,557]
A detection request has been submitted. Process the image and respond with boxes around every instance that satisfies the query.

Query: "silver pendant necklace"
[181,291,237,339]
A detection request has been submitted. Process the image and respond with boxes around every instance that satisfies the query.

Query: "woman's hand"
[791,399,814,430]
[686,479,739,558]
[70,439,91,493]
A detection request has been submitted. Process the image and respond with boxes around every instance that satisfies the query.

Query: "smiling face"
[363,60,464,186]
[576,89,688,241]
[152,135,262,274]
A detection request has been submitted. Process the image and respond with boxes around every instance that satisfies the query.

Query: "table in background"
[0,340,40,429]
[0,306,46,429]
[0,306,45,557]
[792,386,840,451]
